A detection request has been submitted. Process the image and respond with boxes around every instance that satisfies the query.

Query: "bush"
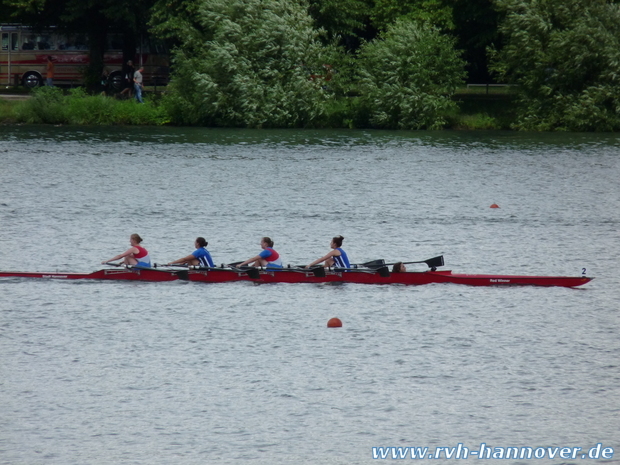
[355,19,466,129]
[152,0,337,127]
[490,0,620,131]
[13,86,69,124]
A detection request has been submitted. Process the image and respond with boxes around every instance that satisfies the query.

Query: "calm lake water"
[1,126,619,465]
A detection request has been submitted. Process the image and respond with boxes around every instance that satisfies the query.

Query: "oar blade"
[232,266,260,279]
[361,259,385,268]
[246,268,261,279]
[424,255,444,268]
[311,266,326,278]
[376,266,390,278]
[227,263,261,279]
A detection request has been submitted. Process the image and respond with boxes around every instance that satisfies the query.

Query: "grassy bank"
[450,93,517,130]
[0,85,517,129]
[1,87,169,126]
[0,99,20,123]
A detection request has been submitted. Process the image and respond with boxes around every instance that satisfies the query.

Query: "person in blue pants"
[133,66,144,103]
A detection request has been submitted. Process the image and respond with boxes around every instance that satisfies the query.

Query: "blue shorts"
[135,261,151,268]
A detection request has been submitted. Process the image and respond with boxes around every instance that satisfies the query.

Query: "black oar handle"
[332,266,391,277]
[130,265,189,280]
[404,255,444,268]
[278,265,327,277]
[226,264,261,279]
[360,255,444,268]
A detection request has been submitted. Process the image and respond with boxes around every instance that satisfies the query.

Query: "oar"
[139,263,190,280]
[165,263,220,270]
[358,259,385,268]
[333,266,391,278]
[167,263,258,277]
[226,263,261,280]
[106,262,189,280]
[359,255,444,269]
[284,265,327,278]
[400,255,444,269]
[165,262,261,280]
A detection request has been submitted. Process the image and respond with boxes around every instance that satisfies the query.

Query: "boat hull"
[189,269,591,287]
[0,268,179,281]
[0,269,593,287]
[428,272,592,288]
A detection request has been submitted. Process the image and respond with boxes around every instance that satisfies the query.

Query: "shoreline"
[0,91,519,130]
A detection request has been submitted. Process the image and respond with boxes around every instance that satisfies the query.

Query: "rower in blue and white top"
[166,237,215,268]
[237,237,283,269]
[307,235,350,269]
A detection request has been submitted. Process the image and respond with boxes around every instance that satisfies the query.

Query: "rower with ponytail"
[307,235,351,269]
[238,236,283,269]
[166,237,215,268]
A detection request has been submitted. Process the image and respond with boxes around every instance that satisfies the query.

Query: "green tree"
[151,0,337,127]
[370,0,454,32]
[305,0,372,43]
[355,19,466,129]
[490,0,620,131]
[445,0,499,82]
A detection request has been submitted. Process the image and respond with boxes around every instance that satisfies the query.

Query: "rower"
[306,235,350,269]
[166,237,214,268]
[237,237,283,269]
[392,262,407,272]
[102,233,151,267]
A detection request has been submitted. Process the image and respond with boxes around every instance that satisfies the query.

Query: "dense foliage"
[446,0,499,83]
[151,0,335,127]
[371,0,454,32]
[490,0,620,131]
[305,0,371,43]
[356,19,466,129]
[6,0,620,130]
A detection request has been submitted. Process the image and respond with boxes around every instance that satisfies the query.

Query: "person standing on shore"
[134,66,144,103]
[46,56,54,87]
[120,60,134,98]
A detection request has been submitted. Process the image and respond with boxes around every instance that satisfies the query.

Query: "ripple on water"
[0,128,619,464]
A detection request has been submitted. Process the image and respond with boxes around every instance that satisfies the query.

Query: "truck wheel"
[22,71,43,88]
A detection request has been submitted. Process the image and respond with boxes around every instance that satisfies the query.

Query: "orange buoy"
[490,203,500,208]
[327,317,342,328]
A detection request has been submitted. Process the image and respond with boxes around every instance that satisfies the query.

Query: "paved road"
[0,94,30,100]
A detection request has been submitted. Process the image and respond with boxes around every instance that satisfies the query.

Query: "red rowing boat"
[0,267,593,287]
[0,268,180,281]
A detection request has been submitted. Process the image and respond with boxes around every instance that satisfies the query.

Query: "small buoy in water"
[490,203,500,208]
[327,317,342,328]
